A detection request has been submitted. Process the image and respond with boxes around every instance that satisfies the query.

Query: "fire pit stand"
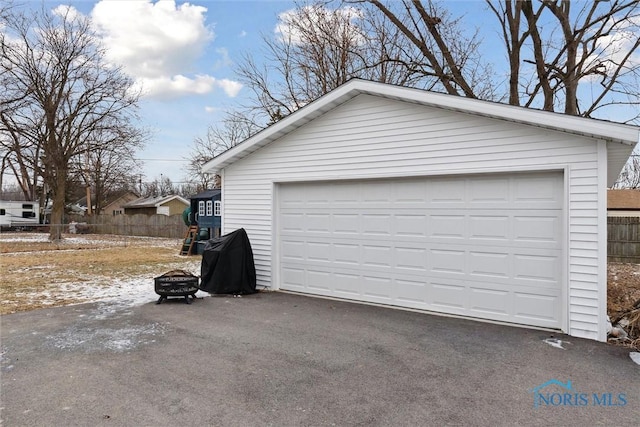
[154,270,200,304]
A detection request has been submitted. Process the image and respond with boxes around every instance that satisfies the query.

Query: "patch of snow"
[13,261,207,309]
[0,233,50,243]
[45,318,167,353]
[543,338,570,350]
[2,233,212,322]
[630,352,640,365]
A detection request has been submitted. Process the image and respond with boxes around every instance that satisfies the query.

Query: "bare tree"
[353,0,495,98]
[488,0,640,121]
[142,175,178,198]
[0,112,41,200]
[1,6,145,240]
[236,0,432,124]
[614,154,640,189]
[356,1,640,121]
[70,134,142,214]
[187,111,261,189]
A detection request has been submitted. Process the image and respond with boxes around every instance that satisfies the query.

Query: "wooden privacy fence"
[68,214,187,238]
[608,217,640,263]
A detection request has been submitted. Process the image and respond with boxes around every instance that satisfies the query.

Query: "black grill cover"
[200,228,257,294]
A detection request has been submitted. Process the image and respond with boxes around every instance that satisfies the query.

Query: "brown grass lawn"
[0,233,201,314]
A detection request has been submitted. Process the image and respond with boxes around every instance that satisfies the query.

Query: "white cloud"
[215,79,243,98]
[52,5,80,21]
[275,5,365,46]
[133,75,242,100]
[582,15,640,80]
[91,0,241,99]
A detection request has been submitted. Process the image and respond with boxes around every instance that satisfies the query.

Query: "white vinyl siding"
[222,94,604,340]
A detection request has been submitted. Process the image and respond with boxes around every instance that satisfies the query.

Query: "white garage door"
[277,172,564,329]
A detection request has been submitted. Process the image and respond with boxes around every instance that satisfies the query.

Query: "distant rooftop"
[608,189,640,210]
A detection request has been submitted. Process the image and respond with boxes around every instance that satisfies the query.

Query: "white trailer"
[0,201,40,228]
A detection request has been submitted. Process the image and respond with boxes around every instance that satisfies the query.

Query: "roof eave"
[201,79,640,175]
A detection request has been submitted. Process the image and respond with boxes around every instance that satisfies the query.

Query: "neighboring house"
[75,191,139,215]
[607,189,640,217]
[202,79,640,343]
[188,189,222,234]
[102,192,139,216]
[122,195,189,216]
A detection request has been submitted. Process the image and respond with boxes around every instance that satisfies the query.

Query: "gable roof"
[202,79,639,178]
[122,195,189,209]
[608,189,640,210]
[189,189,221,200]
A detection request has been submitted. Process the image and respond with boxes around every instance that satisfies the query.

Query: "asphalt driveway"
[1,292,638,426]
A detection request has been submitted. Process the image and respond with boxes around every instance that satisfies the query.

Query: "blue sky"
[11,1,638,186]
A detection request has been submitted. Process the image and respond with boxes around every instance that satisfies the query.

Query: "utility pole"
[85,144,92,216]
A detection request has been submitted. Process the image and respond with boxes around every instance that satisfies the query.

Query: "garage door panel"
[392,180,428,204]
[333,213,360,234]
[396,214,429,237]
[430,280,467,309]
[429,179,465,203]
[396,246,428,272]
[306,213,331,233]
[334,272,361,296]
[362,275,393,300]
[513,175,563,204]
[281,239,305,261]
[468,251,510,278]
[333,242,360,265]
[278,172,563,329]
[280,213,305,231]
[513,215,560,243]
[469,215,510,240]
[513,253,560,283]
[362,214,393,236]
[469,178,510,204]
[281,267,306,290]
[469,286,510,315]
[514,292,560,324]
[429,249,466,274]
[396,279,428,304]
[429,215,466,238]
[307,270,332,291]
[362,183,393,204]
[307,241,331,262]
[362,244,393,268]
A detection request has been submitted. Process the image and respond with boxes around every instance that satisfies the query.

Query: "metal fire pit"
[154,270,200,304]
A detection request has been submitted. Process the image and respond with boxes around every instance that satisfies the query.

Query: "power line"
[135,158,190,162]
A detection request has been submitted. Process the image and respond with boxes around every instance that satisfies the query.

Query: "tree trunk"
[49,172,66,241]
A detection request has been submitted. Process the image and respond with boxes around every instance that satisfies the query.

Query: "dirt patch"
[607,262,640,350]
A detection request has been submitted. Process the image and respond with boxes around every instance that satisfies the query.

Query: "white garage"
[203,79,639,342]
